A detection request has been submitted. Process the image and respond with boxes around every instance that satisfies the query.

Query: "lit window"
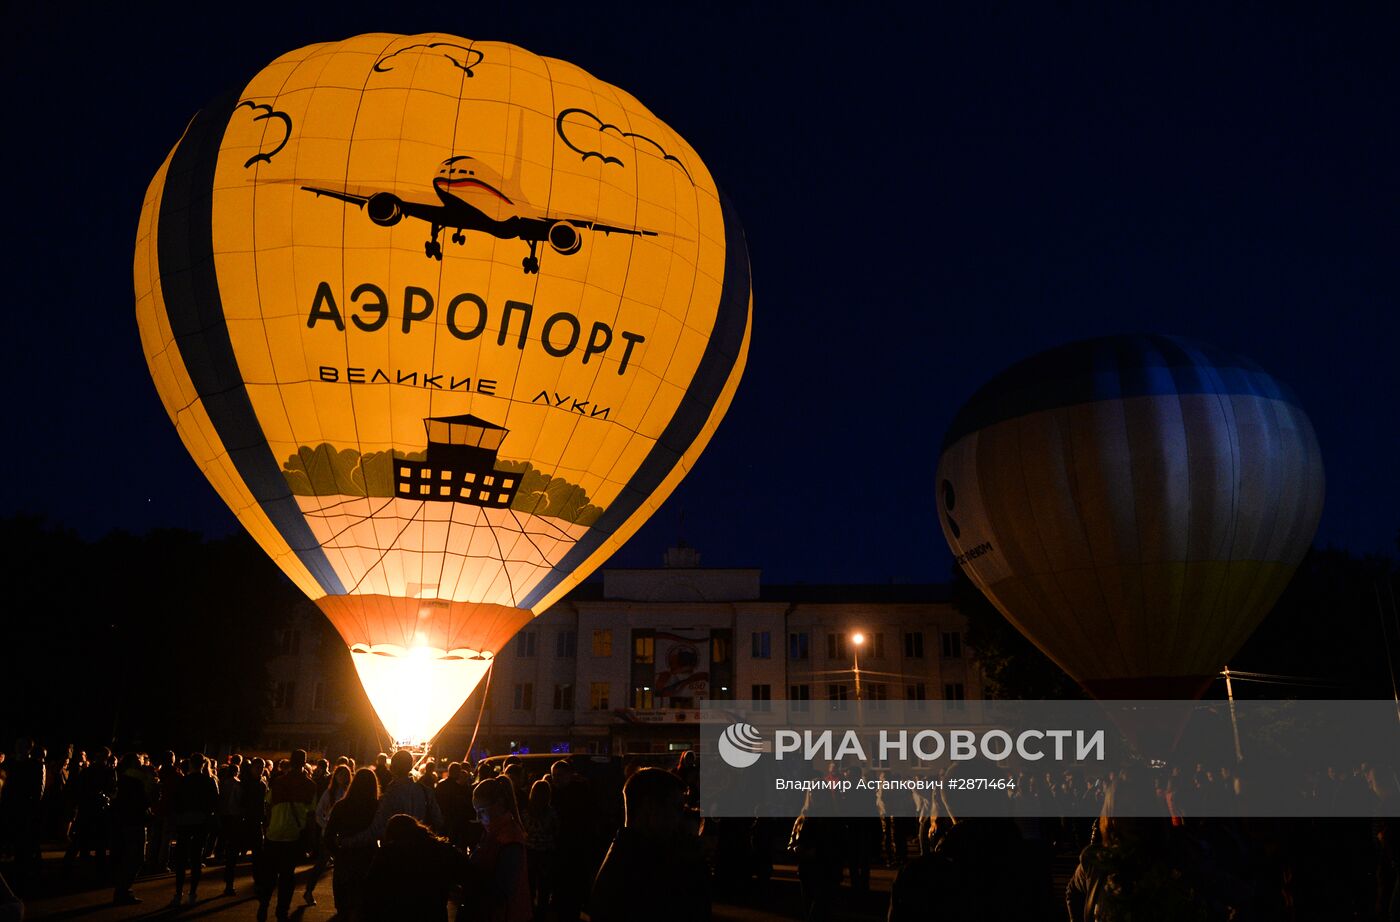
[439,485,451,495]
[590,682,610,710]
[478,491,490,500]
[399,466,411,477]
[592,630,613,657]
[398,483,410,494]
[464,472,476,483]
[419,484,431,495]
[502,478,515,488]
[484,475,496,486]
[460,488,471,498]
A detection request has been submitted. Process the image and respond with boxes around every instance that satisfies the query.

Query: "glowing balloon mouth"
[349,643,494,747]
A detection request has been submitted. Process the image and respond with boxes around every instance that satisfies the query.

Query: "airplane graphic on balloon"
[299,105,685,273]
[302,154,657,272]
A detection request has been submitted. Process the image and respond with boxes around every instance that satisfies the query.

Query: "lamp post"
[851,631,868,739]
[851,632,866,702]
[1222,665,1244,764]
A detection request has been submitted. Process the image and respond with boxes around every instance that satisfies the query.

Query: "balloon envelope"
[936,335,1322,699]
[135,34,750,744]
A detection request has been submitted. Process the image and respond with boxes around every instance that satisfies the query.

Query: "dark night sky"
[3,4,1396,584]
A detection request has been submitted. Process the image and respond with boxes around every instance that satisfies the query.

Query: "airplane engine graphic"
[367,193,405,227]
[548,221,583,255]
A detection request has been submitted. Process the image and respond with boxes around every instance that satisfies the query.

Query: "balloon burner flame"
[348,643,493,747]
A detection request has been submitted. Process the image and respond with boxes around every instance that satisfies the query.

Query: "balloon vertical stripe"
[156,89,347,595]
[521,190,750,610]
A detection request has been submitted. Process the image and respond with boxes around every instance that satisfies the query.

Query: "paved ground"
[4,851,897,921]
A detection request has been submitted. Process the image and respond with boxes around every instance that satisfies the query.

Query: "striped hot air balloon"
[135,33,750,746]
[936,335,1323,700]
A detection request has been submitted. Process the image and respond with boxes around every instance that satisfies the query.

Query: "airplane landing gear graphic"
[426,223,445,260]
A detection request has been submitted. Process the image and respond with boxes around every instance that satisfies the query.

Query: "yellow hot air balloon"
[134,33,750,746]
[937,335,1323,701]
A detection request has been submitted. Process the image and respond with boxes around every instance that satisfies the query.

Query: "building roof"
[762,583,952,604]
[561,577,951,605]
[426,414,506,430]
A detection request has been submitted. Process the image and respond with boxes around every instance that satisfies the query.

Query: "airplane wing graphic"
[298,183,658,272]
[301,186,371,208]
[562,218,658,239]
[301,185,447,225]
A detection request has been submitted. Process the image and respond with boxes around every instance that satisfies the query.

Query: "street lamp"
[851,632,866,702]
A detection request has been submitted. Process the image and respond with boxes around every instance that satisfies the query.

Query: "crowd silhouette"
[1,737,1398,920]
[0,739,710,921]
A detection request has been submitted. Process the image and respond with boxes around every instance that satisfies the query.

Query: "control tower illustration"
[394,415,523,508]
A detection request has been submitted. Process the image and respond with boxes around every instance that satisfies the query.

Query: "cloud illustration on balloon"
[555,107,693,182]
[234,100,292,169]
[373,43,483,76]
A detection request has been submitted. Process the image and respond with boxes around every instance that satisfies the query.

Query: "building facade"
[260,549,981,760]
[258,609,362,755]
